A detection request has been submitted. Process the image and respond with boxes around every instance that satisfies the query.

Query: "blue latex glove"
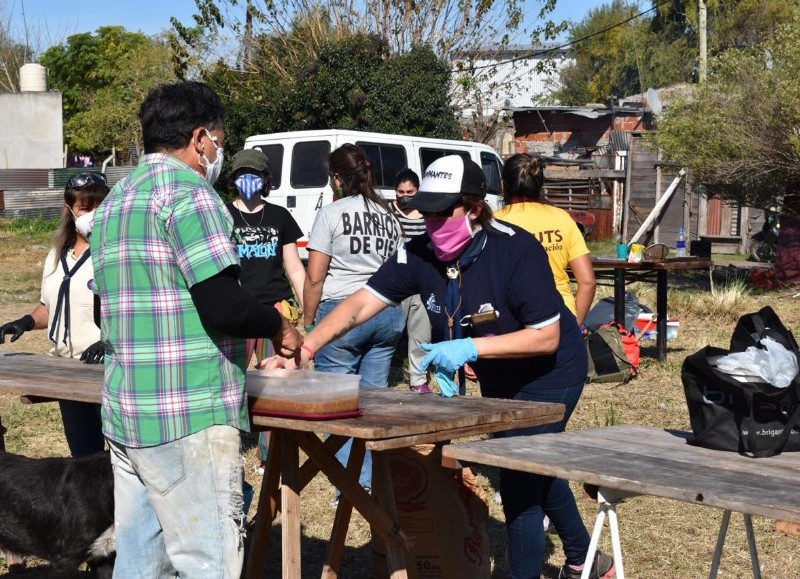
[435,369,459,398]
[420,338,479,375]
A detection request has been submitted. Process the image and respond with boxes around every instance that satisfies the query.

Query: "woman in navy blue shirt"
[272,156,614,579]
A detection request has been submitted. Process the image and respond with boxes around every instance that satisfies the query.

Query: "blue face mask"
[235,173,265,201]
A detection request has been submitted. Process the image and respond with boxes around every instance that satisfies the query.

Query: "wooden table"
[0,353,565,579]
[245,389,564,579]
[591,257,712,361]
[442,424,800,579]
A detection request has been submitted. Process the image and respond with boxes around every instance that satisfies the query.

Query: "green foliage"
[554,0,792,106]
[650,13,800,207]
[40,27,177,158]
[555,0,695,105]
[0,217,59,238]
[293,34,387,130]
[366,46,459,139]
[174,0,562,144]
[201,32,459,152]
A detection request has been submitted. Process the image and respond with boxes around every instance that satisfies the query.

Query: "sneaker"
[559,550,616,579]
[410,383,433,394]
[255,461,267,476]
[330,485,371,508]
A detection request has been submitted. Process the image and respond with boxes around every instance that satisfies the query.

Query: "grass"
[2,225,800,577]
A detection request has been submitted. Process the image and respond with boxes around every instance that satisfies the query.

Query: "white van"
[242,129,504,258]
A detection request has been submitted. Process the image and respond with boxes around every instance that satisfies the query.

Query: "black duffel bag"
[681,307,800,458]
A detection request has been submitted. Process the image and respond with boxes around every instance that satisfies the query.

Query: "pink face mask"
[425,215,474,261]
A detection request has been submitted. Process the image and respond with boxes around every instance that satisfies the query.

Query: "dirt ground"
[2,223,800,577]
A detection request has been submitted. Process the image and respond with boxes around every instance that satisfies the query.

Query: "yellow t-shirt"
[495,202,590,315]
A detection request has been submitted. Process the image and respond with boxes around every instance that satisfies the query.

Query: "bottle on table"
[676,226,687,257]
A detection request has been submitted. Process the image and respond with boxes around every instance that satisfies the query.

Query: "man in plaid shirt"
[91,81,301,577]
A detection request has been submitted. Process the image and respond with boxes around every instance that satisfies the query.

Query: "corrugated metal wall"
[0,166,135,218]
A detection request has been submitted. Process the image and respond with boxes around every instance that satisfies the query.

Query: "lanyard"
[441,229,487,395]
[49,247,91,346]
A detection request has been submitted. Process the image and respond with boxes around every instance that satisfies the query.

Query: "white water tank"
[19,63,47,92]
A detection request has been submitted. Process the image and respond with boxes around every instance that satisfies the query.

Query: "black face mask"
[398,195,413,209]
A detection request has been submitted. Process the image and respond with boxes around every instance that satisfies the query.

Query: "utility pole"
[244,0,253,64]
[698,0,707,83]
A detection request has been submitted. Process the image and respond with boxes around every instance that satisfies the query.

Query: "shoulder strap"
[48,247,91,345]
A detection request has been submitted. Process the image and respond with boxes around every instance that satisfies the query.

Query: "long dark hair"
[328,144,392,213]
[501,154,546,204]
[461,195,500,234]
[51,181,109,267]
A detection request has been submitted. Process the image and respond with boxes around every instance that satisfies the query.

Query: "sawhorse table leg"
[585,488,762,579]
[709,511,761,579]
[0,413,6,451]
[583,487,635,579]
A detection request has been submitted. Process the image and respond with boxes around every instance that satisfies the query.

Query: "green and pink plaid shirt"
[91,153,249,448]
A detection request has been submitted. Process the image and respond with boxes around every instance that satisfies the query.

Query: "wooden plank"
[442,426,800,523]
[245,431,283,579]
[572,426,800,475]
[252,389,564,442]
[544,169,625,179]
[0,355,563,444]
[323,438,363,577]
[281,434,302,579]
[290,431,411,550]
[365,412,564,451]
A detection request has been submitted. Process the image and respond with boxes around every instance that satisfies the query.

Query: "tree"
[0,0,36,92]
[553,0,794,106]
[554,0,694,105]
[366,45,459,138]
[650,13,800,209]
[201,33,459,157]
[172,0,565,142]
[653,0,796,53]
[40,26,177,158]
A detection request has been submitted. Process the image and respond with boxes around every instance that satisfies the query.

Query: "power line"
[460,0,673,72]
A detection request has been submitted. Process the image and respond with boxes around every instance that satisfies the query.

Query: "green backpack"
[586,323,638,384]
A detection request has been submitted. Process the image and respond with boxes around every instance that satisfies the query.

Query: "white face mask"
[71,209,96,238]
[198,129,224,185]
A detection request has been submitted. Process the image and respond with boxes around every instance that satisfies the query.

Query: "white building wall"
[0,92,63,169]
[454,48,574,117]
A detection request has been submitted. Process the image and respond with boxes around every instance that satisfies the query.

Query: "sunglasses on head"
[66,172,107,190]
[423,202,462,218]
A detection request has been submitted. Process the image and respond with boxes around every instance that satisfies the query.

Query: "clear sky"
[9,0,632,49]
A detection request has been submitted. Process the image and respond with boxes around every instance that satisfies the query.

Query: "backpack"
[586,322,639,384]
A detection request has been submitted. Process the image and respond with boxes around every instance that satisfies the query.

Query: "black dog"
[0,451,114,578]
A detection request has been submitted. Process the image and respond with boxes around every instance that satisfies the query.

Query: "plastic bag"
[711,337,799,388]
[584,291,651,333]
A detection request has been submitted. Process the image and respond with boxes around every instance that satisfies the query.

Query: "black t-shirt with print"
[227,202,303,305]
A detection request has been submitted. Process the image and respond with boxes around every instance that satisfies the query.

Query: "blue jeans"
[108,425,246,578]
[59,400,105,457]
[498,380,590,579]
[315,299,404,489]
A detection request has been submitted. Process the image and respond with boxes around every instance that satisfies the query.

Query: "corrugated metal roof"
[610,131,631,152]
[510,106,645,117]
